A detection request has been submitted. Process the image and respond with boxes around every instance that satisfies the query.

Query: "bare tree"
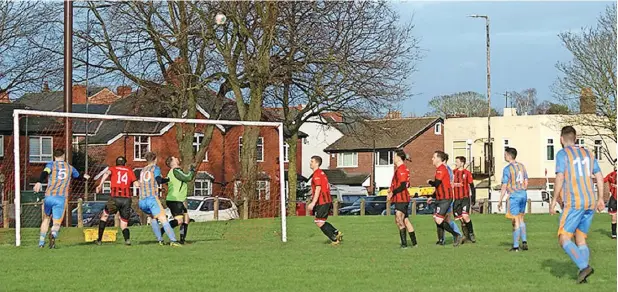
[508,88,538,115]
[261,2,420,212]
[0,2,62,97]
[554,4,616,160]
[427,91,498,117]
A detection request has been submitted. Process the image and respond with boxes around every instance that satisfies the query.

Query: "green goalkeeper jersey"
[166,168,195,202]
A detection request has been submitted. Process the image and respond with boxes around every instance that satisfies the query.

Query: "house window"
[434,123,442,135]
[238,137,264,162]
[102,181,111,194]
[375,150,393,166]
[193,133,208,161]
[194,176,213,196]
[234,180,270,200]
[575,138,585,146]
[594,140,603,160]
[72,136,80,152]
[546,138,555,161]
[283,142,289,162]
[503,139,509,149]
[0,135,4,157]
[29,136,53,163]
[257,180,270,200]
[337,152,358,167]
[134,136,150,160]
[452,141,469,161]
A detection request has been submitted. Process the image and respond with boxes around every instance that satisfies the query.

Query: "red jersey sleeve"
[436,167,446,182]
[313,174,323,186]
[128,169,137,183]
[396,170,406,185]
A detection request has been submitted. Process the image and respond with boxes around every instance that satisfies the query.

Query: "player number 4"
[516,172,524,183]
[117,172,129,184]
[572,157,590,177]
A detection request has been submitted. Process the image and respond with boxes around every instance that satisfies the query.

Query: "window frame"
[72,136,80,152]
[133,136,151,161]
[0,135,4,157]
[239,136,265,162]
[575,138,585,147]
[594,139,603,161]
[29,136,53,163]
[503,139,510,149]
[434,123,442,135]
[546,138,555,161]
[194,173,213,196]
[283,142,289,162]
[234,180,270,200]
[337,152,358,168]
[102,181,111,194]
[374,150,393,166]
[193,133,208,162]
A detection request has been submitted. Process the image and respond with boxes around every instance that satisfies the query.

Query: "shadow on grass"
[541,259,577,280]
[499,242,514,247]
[593,228,612,239]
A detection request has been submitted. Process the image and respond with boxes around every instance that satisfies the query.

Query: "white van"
[489,190,562,214]
[329,184,369,207]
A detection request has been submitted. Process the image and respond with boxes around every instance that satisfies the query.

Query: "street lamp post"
[74,4,110,201]
[468,14,492,205]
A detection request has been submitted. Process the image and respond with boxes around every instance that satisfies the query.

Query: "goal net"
[3,109,287,246]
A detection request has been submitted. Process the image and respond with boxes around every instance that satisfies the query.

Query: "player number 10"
[572,157,590,177]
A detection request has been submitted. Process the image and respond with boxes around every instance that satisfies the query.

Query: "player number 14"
[572,157,590,177]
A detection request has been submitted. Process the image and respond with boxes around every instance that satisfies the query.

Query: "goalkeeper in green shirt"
[164,156,195,244]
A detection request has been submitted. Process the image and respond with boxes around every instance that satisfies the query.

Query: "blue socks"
[51,230,58,239]
[562,241,588,270]
[513,228,521,248]
[150,220,163,241]
[162,221,177,242]
[39,232,47,246]
[578,245,590,267]
[520,222,527,242]
[449,220,461,237]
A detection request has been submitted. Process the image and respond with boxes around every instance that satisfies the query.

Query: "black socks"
[97,220,107,241]
[399,228,407,246]
[612,223,616,237]
[436,223,445,241]
[467,220,475,234]
[441,221,458,236]
[180,223,189,242]
[161,219,179,236]
[409,231,417,246]
[320,224,337,242]
[122,228,130,241]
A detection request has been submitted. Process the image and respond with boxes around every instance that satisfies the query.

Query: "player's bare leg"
[611,213,616,239]
[38,214,50,248]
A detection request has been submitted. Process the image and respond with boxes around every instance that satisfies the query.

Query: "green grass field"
[0,214,615,292]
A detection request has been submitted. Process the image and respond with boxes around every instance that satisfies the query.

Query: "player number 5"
[57,169,67,180]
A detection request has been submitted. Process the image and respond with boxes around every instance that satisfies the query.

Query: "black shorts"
[167,201,187,217]
[608,197,617,214]
[453,198,471,219]
[314,203,332,221]
[104,197,132,221]
[434,199,452,218]
[394,202,409,218]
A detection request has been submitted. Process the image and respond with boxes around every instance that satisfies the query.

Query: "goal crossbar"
[12,109,287,246]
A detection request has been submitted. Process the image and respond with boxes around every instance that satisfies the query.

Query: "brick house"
[324,115,444,193]
[85,90,304,202]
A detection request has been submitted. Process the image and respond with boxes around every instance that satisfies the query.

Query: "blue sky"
[392,1,612,116]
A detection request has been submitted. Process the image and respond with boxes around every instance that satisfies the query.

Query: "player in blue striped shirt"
[137,152,180,247]
[498,147,529,252]
[34,149,89,248]
[550,126,605,284]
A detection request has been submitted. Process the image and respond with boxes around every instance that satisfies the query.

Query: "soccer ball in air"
[215,13,226,25]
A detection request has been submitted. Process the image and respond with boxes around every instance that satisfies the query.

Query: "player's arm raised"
[96,169,111,193]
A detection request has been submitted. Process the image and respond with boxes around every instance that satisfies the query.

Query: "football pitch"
[0,215,615,292]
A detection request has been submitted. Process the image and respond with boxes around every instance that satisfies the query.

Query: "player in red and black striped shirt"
[387,150,417,248]
[453,156,477,243]
[427,151,463,247]
[308,155,342,245]
[94,156,138,245]
[604,161,617,239]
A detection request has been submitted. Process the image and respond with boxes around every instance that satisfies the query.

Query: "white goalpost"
[11,109,288,247]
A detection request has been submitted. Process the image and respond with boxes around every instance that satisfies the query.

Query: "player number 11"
[572,157,590,177]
